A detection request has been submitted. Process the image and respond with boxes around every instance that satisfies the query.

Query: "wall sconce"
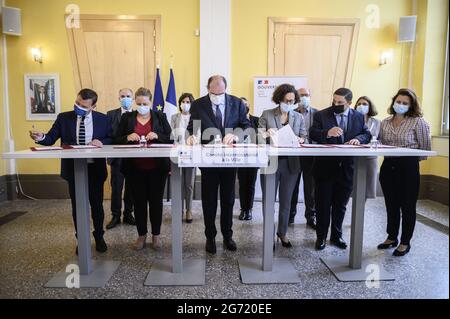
[379,49,393,66]
[31,47,42,63]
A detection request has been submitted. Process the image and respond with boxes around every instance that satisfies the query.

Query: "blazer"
[37,110,112,182]
[309,106,372,182]
[187,94,251,144]
[259,107,307,174]
[114,110,172,174]
[107,108,127,165]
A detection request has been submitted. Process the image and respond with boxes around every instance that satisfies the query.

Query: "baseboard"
[2,174,448,207]
[419,175,449,206]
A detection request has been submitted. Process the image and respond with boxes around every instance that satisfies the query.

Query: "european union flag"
[153,68,165,112]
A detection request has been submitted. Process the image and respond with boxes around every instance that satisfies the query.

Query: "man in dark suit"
[237,97,259,221]
[36,86,50,113]
[290,87,319,228]
[106,88,135,229]
[30,89,112,254]
[309,88,371,251]
[186,75,251,254]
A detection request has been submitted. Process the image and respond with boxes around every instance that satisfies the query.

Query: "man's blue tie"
[215,105,223,132]
[339,114,346,144]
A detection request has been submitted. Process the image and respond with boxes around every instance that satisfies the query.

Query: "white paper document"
[270,125,299,148]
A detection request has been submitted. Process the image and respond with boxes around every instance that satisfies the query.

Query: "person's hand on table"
[127,133,140,142]
[29,130,44,141]
[298,137,305,144]
[327,127,343,138]
[89,139,103,147]
[223,134,238,145]
[146,132,158,141]
[263,128,277,139]
[345,139,361,145]
[186,135,197,146]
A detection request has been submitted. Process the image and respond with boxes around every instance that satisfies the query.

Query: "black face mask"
[332,104,346,114]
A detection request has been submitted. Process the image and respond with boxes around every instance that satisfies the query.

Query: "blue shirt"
[334,107,350,132]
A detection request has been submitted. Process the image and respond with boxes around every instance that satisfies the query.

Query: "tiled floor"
[0,198,448,299]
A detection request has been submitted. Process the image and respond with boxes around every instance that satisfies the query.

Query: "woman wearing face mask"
[171,93,196,223]
[354,96,381,200]
[259,84,307,248]
[115,87,172,251]
[378,88,431,256]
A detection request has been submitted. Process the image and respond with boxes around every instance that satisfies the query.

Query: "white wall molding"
[199,0,231,97]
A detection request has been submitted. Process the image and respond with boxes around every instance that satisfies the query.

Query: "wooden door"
[269,18,359,109]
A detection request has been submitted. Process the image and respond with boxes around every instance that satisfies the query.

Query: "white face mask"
[300,96,311,108]
[181,103,191,113]
[280,102,297,113]
[356,104,369,115]
[393,103,409,115]
[210,93,225,105]
[137,104,150,115]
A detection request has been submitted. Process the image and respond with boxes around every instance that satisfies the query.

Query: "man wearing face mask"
[290,88,318,228]
[105,88,136,229]
[30,89,112,255]
[186,75,251,254]
[309,88,371,251]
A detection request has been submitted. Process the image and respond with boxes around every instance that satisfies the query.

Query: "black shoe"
[315,238,326,250]
[393,244,411,257]
[205,238,217,254]
[106,216,121,229]
[123,214,136,226]
[239,210,246,220]
[244,210,253,221]
[377,239,399,250]
[306,217,317,230]
[95,237,108,253]
[288,213,296,225]
[223,238,237,251]
[276,233,292,248]
[330,237,348,249]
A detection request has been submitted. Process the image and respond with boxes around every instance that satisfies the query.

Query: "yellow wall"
[5,0,199,174]
[415,0,449,178]
[2,0,448,178]
[0,19,6,176]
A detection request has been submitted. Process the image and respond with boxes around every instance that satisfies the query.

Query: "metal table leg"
[145,162,205,286]
[239,156,300,284]
[46,159,120,288]
[321,157,394,282]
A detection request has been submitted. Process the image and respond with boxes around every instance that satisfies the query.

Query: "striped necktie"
[79,116,86,145]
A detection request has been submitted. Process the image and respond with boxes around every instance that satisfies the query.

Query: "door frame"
[65,14,162,92]
[268,17,360,87]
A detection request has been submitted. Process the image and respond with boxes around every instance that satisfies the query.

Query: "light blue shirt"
[211,102,226,127]
[334,107,350,132]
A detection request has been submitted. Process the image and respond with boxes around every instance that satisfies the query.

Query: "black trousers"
[67,164,106,240]
[380,157,420,245]
[315,167,353,240]
[128,169,167,236]
[110,160,133,218]
[201,168,237,240]
[290,156,316,220]
[237,168,258,211]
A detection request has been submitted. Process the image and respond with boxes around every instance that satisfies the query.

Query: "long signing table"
[3,145,436,286]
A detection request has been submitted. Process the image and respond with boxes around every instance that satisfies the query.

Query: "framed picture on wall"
[24,73,61,121]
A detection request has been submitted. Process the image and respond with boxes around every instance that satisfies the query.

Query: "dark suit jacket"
[309,106,372,183]
[114,110,172,174]
[187,94,251,144]
[37,110,112,182]
[107,108,125,165]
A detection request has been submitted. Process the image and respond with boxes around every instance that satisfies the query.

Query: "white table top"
[2,145,437,160]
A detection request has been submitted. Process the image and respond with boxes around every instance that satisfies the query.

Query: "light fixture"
[379,49,393,66]
[31,47,42,63]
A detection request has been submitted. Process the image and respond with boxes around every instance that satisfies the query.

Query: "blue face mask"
[74,104,90,117]
[393,103,409,115]
[120,97,133,110]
